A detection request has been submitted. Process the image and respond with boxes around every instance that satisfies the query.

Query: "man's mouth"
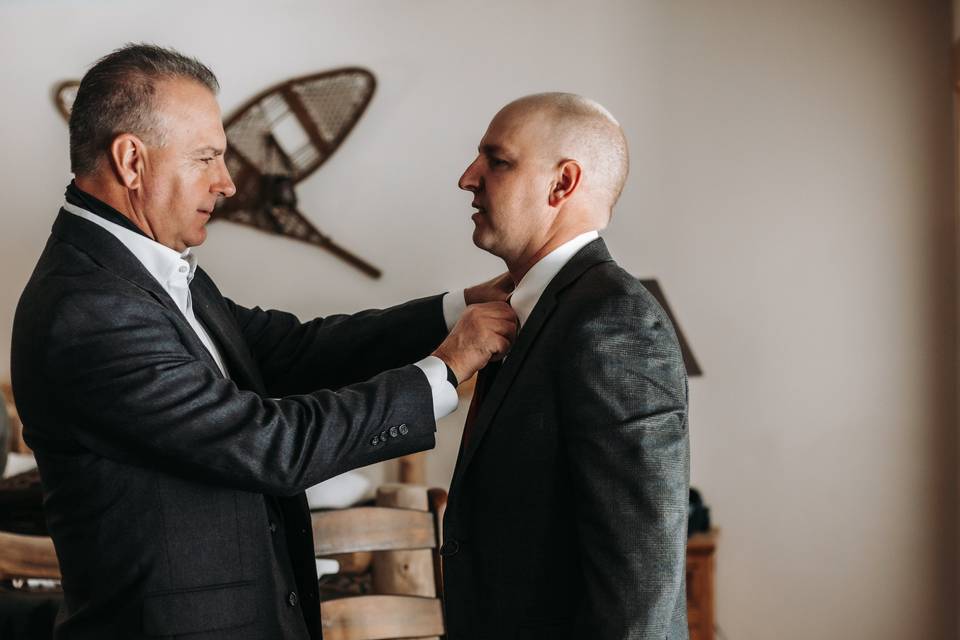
[471,202,486,214]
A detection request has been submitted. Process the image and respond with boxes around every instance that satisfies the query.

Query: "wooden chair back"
[0,483,449,640]
[0,530,60,581]
[313,484,446,640]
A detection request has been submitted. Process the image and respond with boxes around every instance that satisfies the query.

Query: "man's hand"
[464,272,514,305]
[432,302,517,383]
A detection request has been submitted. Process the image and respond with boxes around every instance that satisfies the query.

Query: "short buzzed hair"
[506,93,629,212]
[69,43,220,176]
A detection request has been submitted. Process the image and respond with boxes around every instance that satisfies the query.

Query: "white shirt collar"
[510,230,599,328]
[61,200,230,378]
[62,201,198,287]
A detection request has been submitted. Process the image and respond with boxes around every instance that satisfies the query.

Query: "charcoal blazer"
[441,238,690,640]
[11,209,446,640]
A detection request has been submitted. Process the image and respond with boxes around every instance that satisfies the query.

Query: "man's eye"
[199,157,214,164]
[489,158,508,168]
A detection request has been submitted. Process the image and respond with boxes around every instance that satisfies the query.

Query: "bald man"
[440,94,690,640]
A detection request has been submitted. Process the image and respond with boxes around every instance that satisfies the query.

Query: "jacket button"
[398,424,409,435]
[380,430,388,442]
[370,435,380,446]
[268,521,277,533]
[439,539,460,557]
[287,591,298,607]
[389,426,399,438]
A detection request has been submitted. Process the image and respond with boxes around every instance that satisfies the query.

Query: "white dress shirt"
[510,230,599,328]
[62,201,459,419]
[63,201,231,377]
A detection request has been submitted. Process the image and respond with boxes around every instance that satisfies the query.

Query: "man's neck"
[74,175,156,241]
[507,227,597,284]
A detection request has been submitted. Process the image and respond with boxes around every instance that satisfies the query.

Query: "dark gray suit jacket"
[441,239,690,640]
[11,209,446,639]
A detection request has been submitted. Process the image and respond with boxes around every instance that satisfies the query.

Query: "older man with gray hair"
[11,43,516,639]
[440,93,690,639]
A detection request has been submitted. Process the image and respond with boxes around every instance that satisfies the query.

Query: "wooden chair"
[0,531,60,583]
[313,484,447,640]
[0,483,449,640]
[0,531,60,640]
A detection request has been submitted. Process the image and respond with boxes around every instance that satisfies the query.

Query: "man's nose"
[214,157,237,198]
[458,157,480,192]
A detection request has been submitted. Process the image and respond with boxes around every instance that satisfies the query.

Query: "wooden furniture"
[686,530,718,640]
[312,484,446,640]
[0,530,59,581]
[1,382,30,455]
[0,530,60,640]
[397,378,477,484]
[0,474,713,640]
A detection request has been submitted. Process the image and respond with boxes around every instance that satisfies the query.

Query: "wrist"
[444,363,459,387]
[432,348,468,385]
[463,285,480,306]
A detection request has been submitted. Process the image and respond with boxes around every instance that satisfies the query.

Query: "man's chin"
[471,227,489,251]
[471,229,502,259]
[184,227,207,249]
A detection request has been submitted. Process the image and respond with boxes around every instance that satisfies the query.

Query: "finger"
[485,303,516,319]
[486,318,518,339]
[490,335,512,359]
[497,318,518,341]
[473,301,511,315]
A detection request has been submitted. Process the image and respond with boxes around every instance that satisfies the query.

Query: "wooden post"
[685,530,718,640]
[397,375,478,485]
[372,484,436,597]
[954,40,960,91]
[0,382,29,454]
[397,452,426,485]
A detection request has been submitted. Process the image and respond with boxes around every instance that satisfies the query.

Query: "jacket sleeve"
[209,277,448,396]
[557,295,689,639]
[40,288,437,496]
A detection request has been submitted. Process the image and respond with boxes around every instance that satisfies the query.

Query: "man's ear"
[548,159,582,207]
[109,134,147,190]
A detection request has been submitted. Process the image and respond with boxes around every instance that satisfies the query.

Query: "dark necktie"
[461,360,502,449]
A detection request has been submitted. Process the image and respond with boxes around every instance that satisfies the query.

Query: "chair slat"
[312,507,435,555]
[0,530,60,580]
[320,595,443,640]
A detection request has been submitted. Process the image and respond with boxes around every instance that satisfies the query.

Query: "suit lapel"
[450,238,615,487]
[190,275,266,393]
[52,210,262,390]
[52,209,180,313]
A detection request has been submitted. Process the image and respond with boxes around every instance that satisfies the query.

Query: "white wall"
[0,1,956,638]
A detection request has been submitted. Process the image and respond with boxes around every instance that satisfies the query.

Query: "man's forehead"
[150,78,226,147]
[154,79,222,123]
[481,108,554,153]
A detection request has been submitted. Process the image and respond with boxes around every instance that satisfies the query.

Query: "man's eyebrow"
[194,146,226,156]
[480,143,507,156]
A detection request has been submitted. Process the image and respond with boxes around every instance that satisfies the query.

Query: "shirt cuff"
[413,356,459,419]
[442,290,467,332]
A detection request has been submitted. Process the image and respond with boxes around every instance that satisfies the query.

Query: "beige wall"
[0,1,956,638]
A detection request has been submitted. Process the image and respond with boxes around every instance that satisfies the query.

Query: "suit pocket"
[142,580,257,636]
[156,479,242,586]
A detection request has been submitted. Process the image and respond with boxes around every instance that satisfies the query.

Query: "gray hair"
[69,43,220,176]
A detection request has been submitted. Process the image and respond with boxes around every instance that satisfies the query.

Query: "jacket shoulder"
[555,259,682,350]
[563,259,657,311]
[15,236,165,339]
